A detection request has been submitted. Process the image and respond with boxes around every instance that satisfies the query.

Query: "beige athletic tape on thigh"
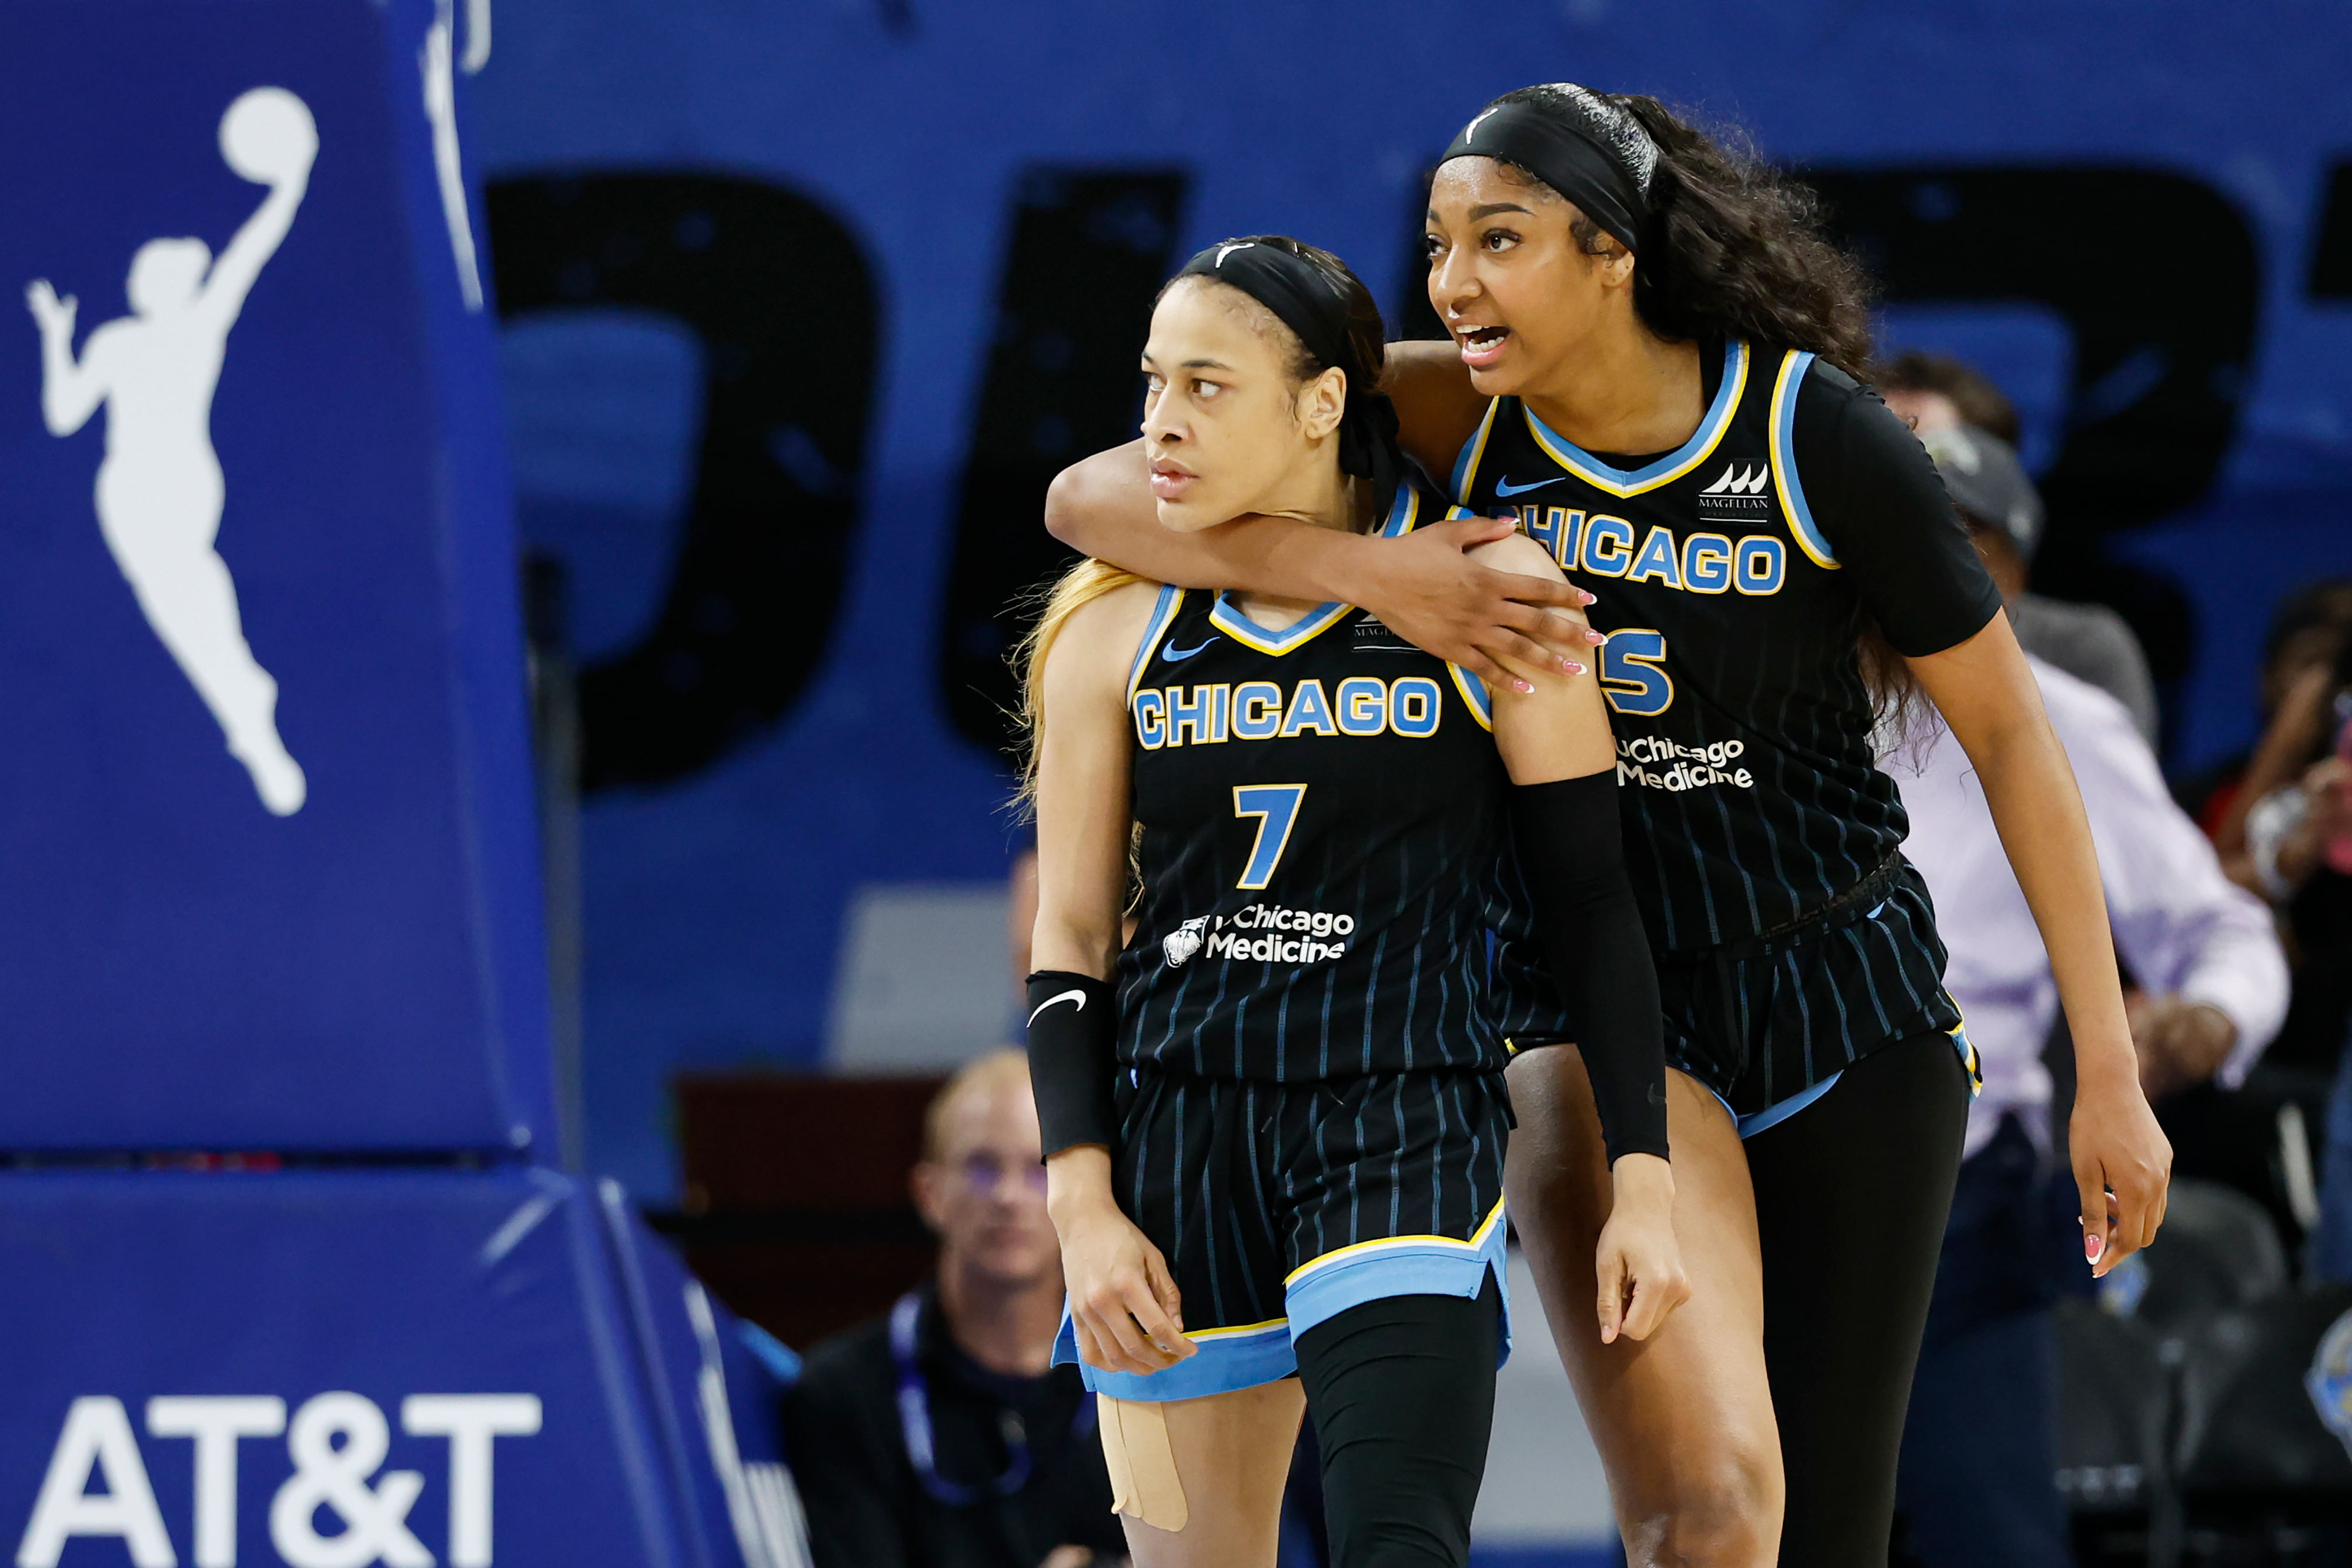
[1097,1395,1189,1530]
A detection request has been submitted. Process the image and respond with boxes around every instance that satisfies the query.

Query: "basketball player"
[1024,235,1683,1568]
[1044,89,2173,1568]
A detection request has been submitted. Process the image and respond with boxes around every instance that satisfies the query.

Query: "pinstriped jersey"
[1454,339,2000,953]
[1115,480,1551,1081]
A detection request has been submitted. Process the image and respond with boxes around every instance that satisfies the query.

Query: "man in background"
[786,1051,1120,1568]
[1886,429,2289,1568]
[1879,353,2160,743]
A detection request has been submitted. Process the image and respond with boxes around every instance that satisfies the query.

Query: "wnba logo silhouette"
[24,87,316,815]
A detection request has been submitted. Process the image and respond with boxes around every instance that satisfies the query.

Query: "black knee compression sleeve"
[1293,1276,1502,1568]
[1748,1031,1971,1568]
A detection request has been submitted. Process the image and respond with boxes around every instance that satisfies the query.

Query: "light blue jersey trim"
[1051,1198,1514,1402]
[1450,665,1494,730]
[1209,594,1353,656]
[1379,484,1422,537]
[1451,399,1501,501]
[1127,584,1185,702]
[1708,1072,1843,1139]
[1199,486,1425,658]
[1768,349,1838,569]
[1284,1216,1511,1348]
[1701,1020,1982,1138]
[1522,339,1748,497]
[1054,1312,1297,1401]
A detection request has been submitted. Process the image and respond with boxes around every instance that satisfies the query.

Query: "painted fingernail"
[1564,661,1586,676]
[2085,1233,2104,1263]
[1587,631,1606,645]
[1580,590,1598,605]
[1512,678,1535,695]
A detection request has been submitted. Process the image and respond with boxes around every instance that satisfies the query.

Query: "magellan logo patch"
[1697,460,1772,519]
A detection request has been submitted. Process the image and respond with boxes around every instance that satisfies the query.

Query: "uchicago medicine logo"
[16,1391,540,1567]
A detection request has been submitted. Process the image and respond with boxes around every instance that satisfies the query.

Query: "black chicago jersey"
[1454,338,2003,954]
[1116,482,1541,1081]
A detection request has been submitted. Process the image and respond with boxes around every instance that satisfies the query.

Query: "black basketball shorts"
[1054,1064,1512,1401]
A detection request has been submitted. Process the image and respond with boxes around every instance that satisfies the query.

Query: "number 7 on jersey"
[1232,784,1307,890]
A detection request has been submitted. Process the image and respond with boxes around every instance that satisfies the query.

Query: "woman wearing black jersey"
[1045,90,2173,1568]
[1024,235,1684,1567]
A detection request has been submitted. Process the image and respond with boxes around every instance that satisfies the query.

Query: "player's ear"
[1591,232,1636,290]
[1297,365,1347,443]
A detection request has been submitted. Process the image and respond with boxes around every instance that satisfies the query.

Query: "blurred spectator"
[1878,350,2023,447]
[2179,581,2352,838]
[1880,358,2160,743]
[2219,588,2352,1283]
[2198,583,2352,1075]
[1886,658,2286,1562]
[784,1051,1121,1568]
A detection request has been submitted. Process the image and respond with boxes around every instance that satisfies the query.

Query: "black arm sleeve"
[1023,971,1119,1158]
[1795,365,2005,658]
[1508,772,1668,1164]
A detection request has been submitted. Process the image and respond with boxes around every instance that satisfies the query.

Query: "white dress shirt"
[1888,657,2289,1158]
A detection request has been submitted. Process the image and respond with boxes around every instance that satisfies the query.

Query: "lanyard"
[890,1290,1096,1508]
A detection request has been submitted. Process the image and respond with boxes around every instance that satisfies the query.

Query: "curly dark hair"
[1484,86,1915,719]
[1489,85,1876,377]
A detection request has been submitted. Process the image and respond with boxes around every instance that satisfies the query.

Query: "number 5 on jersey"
[1599,628,1673,717]
[1232,784,1307,890]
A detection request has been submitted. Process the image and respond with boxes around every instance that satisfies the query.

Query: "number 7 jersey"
[1115,482,1545,1082]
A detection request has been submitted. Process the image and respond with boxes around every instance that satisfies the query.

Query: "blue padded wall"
[0,0,552,1154]
[0,1168,804,1568]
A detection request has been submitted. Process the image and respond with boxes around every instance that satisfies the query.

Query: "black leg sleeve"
[1293,1276,1502,1568]
[1749,1031,1970,1568]
[1509,771,1668,1164]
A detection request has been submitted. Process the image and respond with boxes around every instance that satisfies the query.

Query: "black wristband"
[1508,772,1670,1165]
[1023,971,1120,1159]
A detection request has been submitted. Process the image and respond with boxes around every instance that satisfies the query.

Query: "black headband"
[1439,87,1656,255]
[1174,239,1401,518]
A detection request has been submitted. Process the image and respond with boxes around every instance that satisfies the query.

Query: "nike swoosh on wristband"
[1027,989,1088,1026]
[1162,638,1218,661]
[1493,475,1561,497]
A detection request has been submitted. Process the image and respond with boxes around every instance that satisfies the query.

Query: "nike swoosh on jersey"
[1162,638,1218,661]
[1027,988,1088,1025]
[1492,474,1562,497]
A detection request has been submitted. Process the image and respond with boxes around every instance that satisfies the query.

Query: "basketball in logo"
[1162,917,1207,968]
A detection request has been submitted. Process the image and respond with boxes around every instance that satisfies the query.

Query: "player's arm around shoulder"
[1465,533,1616,785]
[1381,339,1486,477]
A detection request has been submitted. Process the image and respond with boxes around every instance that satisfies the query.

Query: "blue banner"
[0,0,550,1153]
[0,1168,806,1568]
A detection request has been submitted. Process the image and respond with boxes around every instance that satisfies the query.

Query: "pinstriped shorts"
[1054,1065,1513,1402]
[1656,860,1969,1121]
